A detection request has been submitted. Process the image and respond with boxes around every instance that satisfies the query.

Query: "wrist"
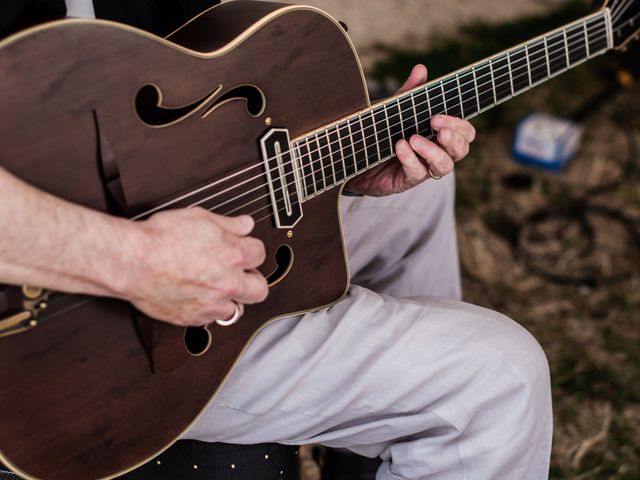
[90,216,152,302]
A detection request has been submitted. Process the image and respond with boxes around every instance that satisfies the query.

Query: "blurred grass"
[370,2,640,479]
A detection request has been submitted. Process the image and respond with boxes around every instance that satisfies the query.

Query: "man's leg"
[184,287,552,479]
[329,174,462,477]
[183,177,553,479]
[342,174,461,299]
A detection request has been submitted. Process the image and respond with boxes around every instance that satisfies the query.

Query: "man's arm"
[0,65,475,328]
[0,166,268,326]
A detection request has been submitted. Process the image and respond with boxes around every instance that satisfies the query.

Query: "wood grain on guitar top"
[0,2,367,478]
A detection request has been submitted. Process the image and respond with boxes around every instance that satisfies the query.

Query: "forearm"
[0,167,142,298]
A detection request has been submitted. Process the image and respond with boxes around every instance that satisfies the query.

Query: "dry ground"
[246,0,571,69]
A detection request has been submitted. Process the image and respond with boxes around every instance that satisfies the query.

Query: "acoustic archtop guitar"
[0,1,638,478]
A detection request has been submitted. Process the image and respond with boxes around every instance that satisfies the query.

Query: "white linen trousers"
[183,174,553,480]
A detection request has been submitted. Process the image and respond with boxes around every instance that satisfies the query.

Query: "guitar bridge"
[0,286,50,338]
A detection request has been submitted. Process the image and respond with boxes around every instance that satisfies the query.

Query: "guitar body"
[0,2,368,478]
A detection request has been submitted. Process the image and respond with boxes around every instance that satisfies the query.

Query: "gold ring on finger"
[428,167,442,180]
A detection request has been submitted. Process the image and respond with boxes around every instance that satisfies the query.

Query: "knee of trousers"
[476,309,551,421]
[448,304,552,421]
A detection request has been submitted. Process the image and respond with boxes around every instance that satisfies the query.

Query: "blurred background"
[247,0,639,479]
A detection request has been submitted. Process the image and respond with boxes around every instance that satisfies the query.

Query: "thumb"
[216,214,255,236]
[398,64,428,93]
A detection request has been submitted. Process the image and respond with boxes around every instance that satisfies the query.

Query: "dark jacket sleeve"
[0,0,220,39]
[0,0,66,39]
[93,0,220,36]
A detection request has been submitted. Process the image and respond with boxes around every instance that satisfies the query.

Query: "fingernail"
[409,135,424,149]
[431,116,444,128]
[396,139,409,152]
[240,215,254,229]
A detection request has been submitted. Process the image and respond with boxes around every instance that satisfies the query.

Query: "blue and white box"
[512,112,583,171]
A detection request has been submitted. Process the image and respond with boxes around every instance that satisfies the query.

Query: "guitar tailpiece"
[0,285,50,338]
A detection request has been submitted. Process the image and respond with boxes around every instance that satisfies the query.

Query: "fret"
[527,40,548,85]
[373,105,392,158]
[488,60,498,104]
[427,82,446,119]
[371,109,382,165]
[459,70,478,118]
[348,117,367,173]
[396,98,405,136]
[443,77,463,117]
[358,114,369,170]
[298,138,317,197]
[440,83,448,115]
[425,87,433,131]
[543,36,551,77]
[386,99,403,146]
[320,130,335,187]
[327,125,345,184]
[562,29,570,67]
[605,10,614,49]
[546,31,567,76]
[410,93,420,134]
[361,110,379,166]
[305,137,319,196]
[567,23,588,66]
[510,47,530,94]
[456,74,464,114]
[337,120,356,178]
[291,144,304,202]
[311,134,326,192]
[413,88,432,138]
[382,103,394,155]
[506,52,515,96]
[491,55,512,102]
[524,45,533,87]
[400,95,417,138]
[471,67,481,113]
[583,20,590,57]
[587,15,608,55]
[294,143,308,199]
[475,63,494,110]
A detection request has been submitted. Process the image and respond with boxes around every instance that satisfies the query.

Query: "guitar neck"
[292,8,613,200]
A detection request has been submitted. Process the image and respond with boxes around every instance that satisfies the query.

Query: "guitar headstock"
[606,0,640,50]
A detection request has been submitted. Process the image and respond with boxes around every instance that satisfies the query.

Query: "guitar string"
[208,27,612,219]
[186,23,610,217]
[218,35,614,224]
[188,16,607,208]
[133,15,608,219]
[612,0,634,22]
[39,17,614,318]
[210,11,639,225]
[195,27,612,217]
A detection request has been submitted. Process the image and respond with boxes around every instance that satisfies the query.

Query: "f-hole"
[184,327,212,356]
[135,84,265,128]
[266,245,294,287]
[201,85,265,118]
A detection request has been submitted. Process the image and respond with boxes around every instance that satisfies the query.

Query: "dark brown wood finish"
[0,3,368,479]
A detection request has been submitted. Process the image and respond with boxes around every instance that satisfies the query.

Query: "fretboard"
[293,9,612,200]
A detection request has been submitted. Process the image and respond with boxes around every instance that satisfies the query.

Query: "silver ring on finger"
[215,301,241,327]
[428,167,442,180]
